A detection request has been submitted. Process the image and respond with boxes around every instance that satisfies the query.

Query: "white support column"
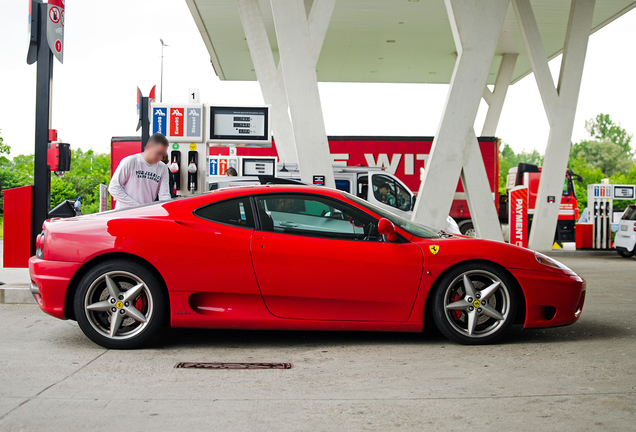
[237,0,297,164]
[270,0,336,187]
[412,0,508,241]
[237,0,335,171]
[513,0,595,251]
[481,53,518,136]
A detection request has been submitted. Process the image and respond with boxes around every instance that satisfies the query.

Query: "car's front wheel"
[431,263,518,345]
[74,259,166,349]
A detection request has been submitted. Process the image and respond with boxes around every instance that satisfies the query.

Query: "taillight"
[36,230,46,259]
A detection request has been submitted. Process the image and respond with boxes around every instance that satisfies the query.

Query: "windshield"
[344,192,440,239]
[622,205,636,221]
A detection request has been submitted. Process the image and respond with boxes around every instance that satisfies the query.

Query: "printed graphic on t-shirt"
[135,170,162,183]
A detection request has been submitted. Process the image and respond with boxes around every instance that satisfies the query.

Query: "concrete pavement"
[0,254,634,431]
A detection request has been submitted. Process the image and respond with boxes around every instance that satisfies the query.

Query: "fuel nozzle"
[187,150,198,194]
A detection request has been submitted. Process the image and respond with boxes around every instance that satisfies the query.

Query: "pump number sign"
[152,103,203,143]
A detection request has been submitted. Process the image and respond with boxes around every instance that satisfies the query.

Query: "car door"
[250,193,424,322]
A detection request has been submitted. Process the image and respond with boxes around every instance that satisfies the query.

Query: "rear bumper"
[28,256,83,320]
[511,268,586,328]
[614,232,635,252]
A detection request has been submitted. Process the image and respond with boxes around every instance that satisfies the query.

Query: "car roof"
[212,184,346,199]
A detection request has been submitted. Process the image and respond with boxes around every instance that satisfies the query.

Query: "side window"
[195,197,255,228]
[335,179,351,193]
[372,175,398,208]
[255,194,378,240]
[394,181,412,211]
[357,175,369,199]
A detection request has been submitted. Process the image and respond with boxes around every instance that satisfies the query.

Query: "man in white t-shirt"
[109,133,172,209]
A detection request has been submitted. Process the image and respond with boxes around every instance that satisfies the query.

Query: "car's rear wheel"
[74,260,166,349]
[617,249,634,258]
[431,263,518,345]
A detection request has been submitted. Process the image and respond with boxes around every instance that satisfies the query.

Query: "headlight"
[534,252,573,273]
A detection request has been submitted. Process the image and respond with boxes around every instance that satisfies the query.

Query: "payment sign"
[152,108,167,135]
[509,186,528,248]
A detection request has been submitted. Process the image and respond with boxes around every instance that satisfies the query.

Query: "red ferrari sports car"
[29,185,585,349]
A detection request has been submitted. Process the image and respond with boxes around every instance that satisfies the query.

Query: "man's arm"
[108,157,141,207]
[157,165,172,201]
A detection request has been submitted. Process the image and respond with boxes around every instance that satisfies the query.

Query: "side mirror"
[377,218,398,242]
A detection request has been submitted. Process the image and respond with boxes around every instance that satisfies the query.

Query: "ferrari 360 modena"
[29,185,586,349]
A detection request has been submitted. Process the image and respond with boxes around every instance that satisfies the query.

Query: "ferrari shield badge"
[429,245,440,255]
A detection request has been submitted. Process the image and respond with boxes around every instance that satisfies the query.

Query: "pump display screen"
[614,185,635,199]
[209,107,269,141]
[242,158,275,176]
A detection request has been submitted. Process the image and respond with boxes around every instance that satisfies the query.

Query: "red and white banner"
[509,186,528,248]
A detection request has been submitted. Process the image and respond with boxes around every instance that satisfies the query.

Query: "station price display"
[208,106,271,146]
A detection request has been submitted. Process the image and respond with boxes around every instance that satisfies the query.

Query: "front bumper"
[512,268,586,328]
[28,256,83,320]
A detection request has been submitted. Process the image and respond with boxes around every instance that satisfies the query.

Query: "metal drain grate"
[175,362,292,370]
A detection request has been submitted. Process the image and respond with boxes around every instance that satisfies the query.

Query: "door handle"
[279,221,298,228]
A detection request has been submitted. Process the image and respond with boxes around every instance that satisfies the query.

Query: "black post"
[32,1,53,255]
[141,96,149,152]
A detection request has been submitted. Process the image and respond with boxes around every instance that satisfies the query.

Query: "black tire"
[74,259,167,349]
[431,262,518,345]
[617,249,634,258]
[459,221,476,237]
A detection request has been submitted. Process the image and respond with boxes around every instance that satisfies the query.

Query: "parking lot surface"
[0,254,634,431]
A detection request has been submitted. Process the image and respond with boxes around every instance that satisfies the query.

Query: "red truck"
[111,136,579,241]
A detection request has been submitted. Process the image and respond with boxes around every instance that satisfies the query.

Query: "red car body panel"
[28,185,585,334]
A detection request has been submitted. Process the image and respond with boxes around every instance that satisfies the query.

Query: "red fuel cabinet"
[3,186,34,268]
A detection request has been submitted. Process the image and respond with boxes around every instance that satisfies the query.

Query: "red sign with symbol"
[509,186,528,248]
[49,7,60,23]
[170,108,184,137]
[55,40,62,53]
[219,158,228,175]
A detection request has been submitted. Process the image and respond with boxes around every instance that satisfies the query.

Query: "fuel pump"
[187,151,198,193]
[169,150,181,195]
[588,184,612,249]
[586,183,636,249]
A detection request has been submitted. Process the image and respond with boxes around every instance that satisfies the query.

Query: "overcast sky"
[0,1,634,157]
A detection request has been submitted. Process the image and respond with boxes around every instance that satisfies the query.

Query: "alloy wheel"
[83,271,154,340]
[443,270,511,338]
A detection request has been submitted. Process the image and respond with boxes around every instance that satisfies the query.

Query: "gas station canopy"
[186,0,635,85]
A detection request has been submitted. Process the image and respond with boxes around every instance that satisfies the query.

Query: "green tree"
[50,176,78,207]
[584,113,633,153]
[498,142,544,194]
[570,139,633,177]
[0,129,10,163]
[61,149,111,213]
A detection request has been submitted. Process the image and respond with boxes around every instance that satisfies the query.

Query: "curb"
[0,286,37,305]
